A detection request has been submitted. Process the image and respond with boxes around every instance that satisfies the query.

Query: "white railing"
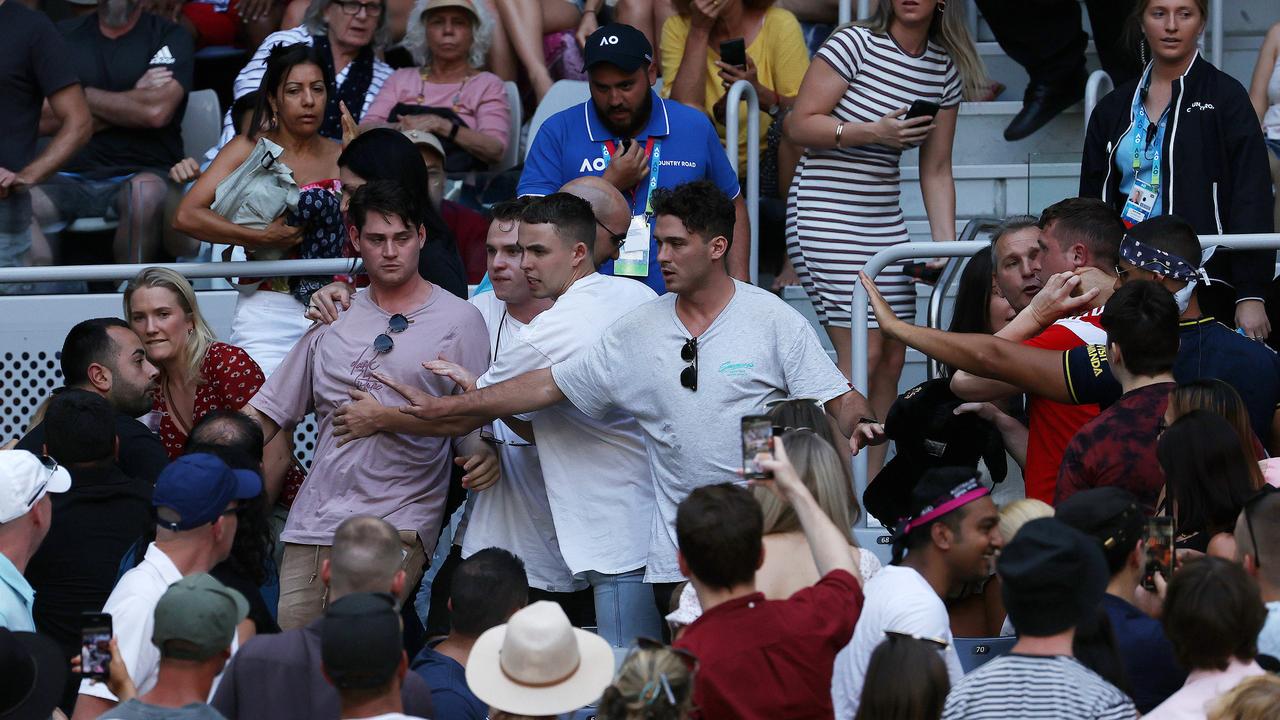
[723,79,762,285]
[847,233,1280,551]
[0,258,362,285]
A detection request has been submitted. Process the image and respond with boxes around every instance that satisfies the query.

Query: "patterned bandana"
[1118,235,1212,284]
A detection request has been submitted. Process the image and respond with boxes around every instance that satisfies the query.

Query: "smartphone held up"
[742,415,774,480]
[80,612,112,680]
[1142,517,1175,591]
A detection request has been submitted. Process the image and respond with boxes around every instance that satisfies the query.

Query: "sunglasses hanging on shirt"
[680,337,698,392]
[373,314,410,354]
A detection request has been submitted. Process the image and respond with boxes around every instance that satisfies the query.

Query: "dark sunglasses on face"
[680,337,697,392]
[479,429,533,447]
[373,313,410,354]
[597,218,627,249]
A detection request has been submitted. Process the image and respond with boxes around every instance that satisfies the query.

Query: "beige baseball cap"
[401,129,447,160]
[421,0,480,22]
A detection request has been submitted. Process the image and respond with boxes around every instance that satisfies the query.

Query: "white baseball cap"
[0,451,71,524]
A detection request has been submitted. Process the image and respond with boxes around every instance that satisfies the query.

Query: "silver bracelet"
[835,122,844,147]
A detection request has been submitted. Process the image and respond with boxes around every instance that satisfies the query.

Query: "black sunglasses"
[373,314,410,354]
[479,429,533,448]
[1242,485,1280,569]
[680,337,698,392]
[597,218,627,249]
[22,455,60,508]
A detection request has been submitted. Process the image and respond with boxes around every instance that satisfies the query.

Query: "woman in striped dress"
[785,0,982,473]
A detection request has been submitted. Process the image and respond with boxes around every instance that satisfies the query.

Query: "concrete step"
[897,162,1082,230]
[901,100,1085,166]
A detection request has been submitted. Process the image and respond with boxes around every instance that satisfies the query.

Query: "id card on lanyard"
[601,137,662,277]
[1121,105,1161,227]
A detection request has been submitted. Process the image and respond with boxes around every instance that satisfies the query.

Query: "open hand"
[859,271,902,338]
[333,388,385,446]
[423,356,478,392]
[340,101,360,148]
[373,371,450,420]
[1026,271,1101,329]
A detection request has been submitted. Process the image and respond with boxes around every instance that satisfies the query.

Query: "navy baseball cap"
[584,23,653,73]
[153,454,262,532]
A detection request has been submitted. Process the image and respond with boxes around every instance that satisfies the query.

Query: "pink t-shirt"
[363,68,510,148]
[249,287,489,550]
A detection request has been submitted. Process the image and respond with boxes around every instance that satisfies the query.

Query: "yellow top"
[659,7,810,170]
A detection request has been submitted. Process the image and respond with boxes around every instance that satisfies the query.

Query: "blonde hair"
[598,647,695,720]
[860,0,989,101]
[753,430,858,544]
[997,499,1054,543]
[122,267,217,383]
[1207,675,1280,720]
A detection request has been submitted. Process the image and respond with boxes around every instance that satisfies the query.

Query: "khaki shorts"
[277,530,427,630]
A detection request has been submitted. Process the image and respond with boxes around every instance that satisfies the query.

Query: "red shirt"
[675,569,863,720]
[1022,309,1105,504]
[152,342,305,505]
[442,200,489,285]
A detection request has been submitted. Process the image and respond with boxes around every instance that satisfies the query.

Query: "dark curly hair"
[649,180,735,250]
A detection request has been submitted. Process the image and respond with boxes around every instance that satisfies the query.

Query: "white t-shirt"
[79,544,239,702]
[552,280,850,582]
[461,293,585,593]
[831,565,965,720]
[476,272,658,577]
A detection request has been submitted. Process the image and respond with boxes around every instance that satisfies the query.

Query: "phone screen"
[741,415,773,479]
[1142,517,1175,591]
[81,613,112,680]
[719,38,747,69]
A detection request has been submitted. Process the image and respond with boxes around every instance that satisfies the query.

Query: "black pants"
[973,0,1141,88]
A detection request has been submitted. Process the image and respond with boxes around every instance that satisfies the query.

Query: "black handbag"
[388,103,486,173]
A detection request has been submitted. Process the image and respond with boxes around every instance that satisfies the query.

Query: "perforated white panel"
[0,292,319,467]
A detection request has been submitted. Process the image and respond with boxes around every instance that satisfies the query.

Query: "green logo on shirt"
[718,361,754,377]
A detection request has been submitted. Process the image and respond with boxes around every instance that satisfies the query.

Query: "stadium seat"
[953,636,1018,674]
[523,80,589,163]
[493,81,523,174]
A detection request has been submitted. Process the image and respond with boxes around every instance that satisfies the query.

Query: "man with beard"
[17,318,167,485]
[518,22,748,293]
[31,0,193,265]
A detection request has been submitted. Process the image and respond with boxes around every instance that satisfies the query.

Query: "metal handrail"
[0,258,363,284]
[849,232,1280,528]
[1083,70,1114,139]
[1210,0,1222,69]
[924,217,1003,379]
[724,79,761,286]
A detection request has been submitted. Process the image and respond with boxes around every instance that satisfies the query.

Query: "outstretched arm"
[375,367,566,422]
[861,272,1073,404]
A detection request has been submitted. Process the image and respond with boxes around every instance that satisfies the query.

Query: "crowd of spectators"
[3,0,1280,718]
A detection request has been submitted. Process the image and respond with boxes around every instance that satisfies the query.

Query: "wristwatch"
[766,102,782,118]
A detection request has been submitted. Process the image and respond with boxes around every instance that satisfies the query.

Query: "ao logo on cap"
[600,35,619,45]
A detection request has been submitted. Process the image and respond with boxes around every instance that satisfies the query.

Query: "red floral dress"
[152,341,306,505]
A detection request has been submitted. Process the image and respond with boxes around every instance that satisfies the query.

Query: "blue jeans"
[0,194,32,269]
[583,568,663,648]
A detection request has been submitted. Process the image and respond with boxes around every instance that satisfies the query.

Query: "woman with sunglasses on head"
[175,43,345,377]
[124,268,305,510]
[1080,0,1275,341]
[666,430,878,626]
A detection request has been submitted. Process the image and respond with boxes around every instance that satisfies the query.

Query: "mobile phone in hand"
[719,38,747,69]
[742,415,773,480]
[80,612,113,680]
[1142,517,1175,591]
[905,99,941,121]
[903,261,942,284]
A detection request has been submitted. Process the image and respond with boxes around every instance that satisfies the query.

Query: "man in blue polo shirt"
[519,23,748,294]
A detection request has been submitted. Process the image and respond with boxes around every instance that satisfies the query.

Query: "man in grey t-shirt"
[381,181,882,600]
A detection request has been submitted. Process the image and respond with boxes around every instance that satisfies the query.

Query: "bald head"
[327,516,404,599]
[1236,493,1280,590]
[561,176,631,268]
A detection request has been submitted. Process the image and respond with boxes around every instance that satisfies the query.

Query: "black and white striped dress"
[786,26,961,328]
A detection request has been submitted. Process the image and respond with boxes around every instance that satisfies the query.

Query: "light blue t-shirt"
[1260,601,1280,661]
[1116,68,1170,222]
[0,552,36,632]
[518,89,741,294]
